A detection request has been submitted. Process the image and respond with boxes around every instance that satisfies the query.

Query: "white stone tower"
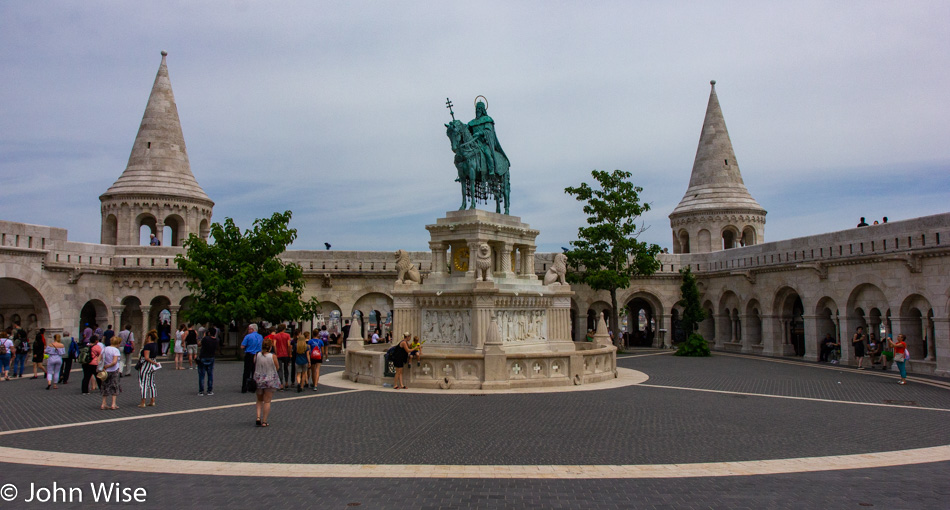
[99,51,213,246]
[669,81,766,254]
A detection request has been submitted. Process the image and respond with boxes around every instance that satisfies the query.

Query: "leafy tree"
[677,266,707,335]
[674,266,710,356]
[175,211,320,347]
[564,170,661,348]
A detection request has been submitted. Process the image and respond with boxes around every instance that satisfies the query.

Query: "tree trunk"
[610,288,621,349]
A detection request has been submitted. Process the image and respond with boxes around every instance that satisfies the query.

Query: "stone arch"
[697,229,711,253]
[718,291,741,346]
[163,214,186,247]
[846,283,889,344]
[119,296,143,345]
[624,291,663,347]
[721,225,741,250]
[0,263,63,328]
[0,277,52,336]
[899,294,933,360]
[199,219,210,241]
[587,300,612,333]
[744,298,763,346]
[741,226,756,247]
[678,230,690,254]
[102,214,118,245]
[136,212,158,246]
[149,295,172,335]
[352,292,393,337]
[315,300,344,334]
[773,286,805,357]
[812,296,840,355]
[78,299,109,335]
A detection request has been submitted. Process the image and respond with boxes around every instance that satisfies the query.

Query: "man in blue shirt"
[240,324,263,393]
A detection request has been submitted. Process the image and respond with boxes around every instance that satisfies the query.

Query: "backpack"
[295,339,309,355]
[15,338,29,355]
[77,344,93,365]
[309,342,322,361]
[0,340,8,355]
[68,339,79,359]
[123,338,134,354]
[385,345,398,362]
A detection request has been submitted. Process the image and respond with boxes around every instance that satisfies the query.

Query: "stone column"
[155,220,165,245]
[739,314,753,353]
[923,316,933,361]
[932,318,949,377]
[659,314,672,348]
[760,315,780,356]
[168,305,180,332]
[111,306,124,332]
[429,243,446,277]
[523,247,537,280]
[139,305,151,351]
[499,242,514,279]
[802,314,821,361]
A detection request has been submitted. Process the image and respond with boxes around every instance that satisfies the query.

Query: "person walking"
[307,329,325,391]
[240,324,263,393]
[392,333,411,390]
[44,334,66,390]
[0,331,12,381]
[31,328,47,379]
[888,334,909,385]
[293,330,310,393]
[99,336,122,409]
[253,338,280,427]
[137,330,161,408]
[84,336,104,393]
[117,325,135,377]
[272,324,292,391]
[60,331,77,384]
[197,327,218,396]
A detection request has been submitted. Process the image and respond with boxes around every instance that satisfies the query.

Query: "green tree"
[174,211,320,348]
[564,170,661,348]
[674,266,710,356]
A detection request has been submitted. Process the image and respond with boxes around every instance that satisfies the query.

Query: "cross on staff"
[445,97,455,121]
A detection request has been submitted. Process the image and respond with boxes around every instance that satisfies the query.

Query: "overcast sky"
[2,2,948,252]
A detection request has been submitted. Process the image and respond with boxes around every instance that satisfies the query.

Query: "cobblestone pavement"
[0,351,946,508]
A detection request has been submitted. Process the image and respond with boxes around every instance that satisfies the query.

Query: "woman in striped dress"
[137,329,161,408]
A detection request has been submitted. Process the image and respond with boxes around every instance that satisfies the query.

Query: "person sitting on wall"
[818,334,838,362]
[408,336,424,367]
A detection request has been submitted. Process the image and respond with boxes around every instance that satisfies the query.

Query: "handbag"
[96,369,108,381]
[894,351,905,362]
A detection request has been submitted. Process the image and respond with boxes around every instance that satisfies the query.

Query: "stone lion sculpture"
[395,249,422,284]
[474,243,492,281]
[543,253,568,285]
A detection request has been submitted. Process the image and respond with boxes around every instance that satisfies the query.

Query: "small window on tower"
[724,159,728,165]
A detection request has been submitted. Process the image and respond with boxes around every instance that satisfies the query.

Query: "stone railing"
[663,213,950,274]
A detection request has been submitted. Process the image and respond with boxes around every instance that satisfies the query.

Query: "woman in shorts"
[392,333,411,389]
[253,338,281,427]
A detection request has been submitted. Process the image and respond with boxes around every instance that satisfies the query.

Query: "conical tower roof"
[100,51,212,205]
[670,81,764,218]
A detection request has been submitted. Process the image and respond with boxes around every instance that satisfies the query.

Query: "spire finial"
[710,79,716,87]
[161,50,168,57]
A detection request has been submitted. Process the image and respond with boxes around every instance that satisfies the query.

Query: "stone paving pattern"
[0,351,947,508]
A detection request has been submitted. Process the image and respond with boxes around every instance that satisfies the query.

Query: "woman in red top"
[887,334,908,385]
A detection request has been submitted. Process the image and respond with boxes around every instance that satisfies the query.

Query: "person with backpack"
[11,324,29,378]
[196,327,218,396]
[293,330,310,393]
[79,335,99,394]
[118,325,135,377]
[307,329,325,391]
[0,331,13,380]
[60,331,78,384]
